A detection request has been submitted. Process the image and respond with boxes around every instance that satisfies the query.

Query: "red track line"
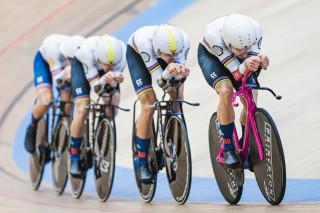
[0,0,77,57]
[0,192,146,213]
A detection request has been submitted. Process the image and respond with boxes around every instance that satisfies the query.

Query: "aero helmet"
[222,14,257,49]
[152,24,184,56]
[59,35,85,58]
[94,35,123,65]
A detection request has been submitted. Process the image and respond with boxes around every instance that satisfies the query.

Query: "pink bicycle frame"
[217,71,264,168]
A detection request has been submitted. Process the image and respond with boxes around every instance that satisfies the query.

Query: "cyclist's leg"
[167,84,184,113]
[136,90,156,181]
[25,51,53,153]
[69,57,90,176]
[127,45,155,181]
[60,87,72,116]
[103,87,121,117]
[198,43,240,167]
[137,91,156,139]
[70,99,89,147]
[239,91,258,125]
[32,88,54,118]
[238,78,258,141]
[236,77,258,170]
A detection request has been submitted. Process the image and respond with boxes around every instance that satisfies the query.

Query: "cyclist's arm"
[203,33,244,81]
[247,22,269,70]
[169,30,190,79]
[44,43,68,87]
[135,38,164,82]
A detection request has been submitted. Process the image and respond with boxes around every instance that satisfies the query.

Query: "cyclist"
[69,34,126,177]
[126,24,190,182]
[198,14,269,168]
[24,34,85,153]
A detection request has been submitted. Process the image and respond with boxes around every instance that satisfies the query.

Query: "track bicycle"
[132,79,199,204]
[69,84,129,201]
[29,90,73,195]
[209,68,286,205]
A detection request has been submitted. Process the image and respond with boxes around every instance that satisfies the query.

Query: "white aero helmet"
[94,34,123,65]
[222,14,257,49]
[152,24,184,56]
[59,35,85,58]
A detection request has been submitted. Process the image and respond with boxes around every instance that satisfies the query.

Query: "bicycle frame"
[152,91,184,159]
[217,70,281,168]
[133,84,199,161]
[85,93,129,158]
[44,92,74,148]
[86,94,116,157]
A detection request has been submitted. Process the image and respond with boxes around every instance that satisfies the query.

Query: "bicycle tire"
[164,115,192,204]
[51,116,69,195]
[94,118,116,202]
[69,136,87,199]
[132,120,157,203]
[208,112,243,204]
[29,118,47,190]
[249,108,286,205]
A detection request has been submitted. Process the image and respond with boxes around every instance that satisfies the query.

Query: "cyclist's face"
[160,53,175,64]
[231,46,250,59]
[100,63,114,72]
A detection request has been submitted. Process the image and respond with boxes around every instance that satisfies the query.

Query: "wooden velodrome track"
[0,0,320,212]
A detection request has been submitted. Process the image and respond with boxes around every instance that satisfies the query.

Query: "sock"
[29,114,40,131]
[71,137,83,161]
[220,122,235,151]
[137,136,151,165]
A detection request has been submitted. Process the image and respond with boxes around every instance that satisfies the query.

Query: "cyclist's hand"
[103,72,115,84]
[167,63,181,77]
[244,56,260,72]
[180,66,190,78]
[258,54,269,70]
[114,72,124,84]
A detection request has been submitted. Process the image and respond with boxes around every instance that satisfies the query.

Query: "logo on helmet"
[165,27,177,54]
[106,38,115,65]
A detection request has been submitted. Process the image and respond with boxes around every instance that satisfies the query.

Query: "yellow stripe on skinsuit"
[106,38,115,64]
[165,27,177,54]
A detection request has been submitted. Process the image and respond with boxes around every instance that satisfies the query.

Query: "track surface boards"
[0,0,320,212]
